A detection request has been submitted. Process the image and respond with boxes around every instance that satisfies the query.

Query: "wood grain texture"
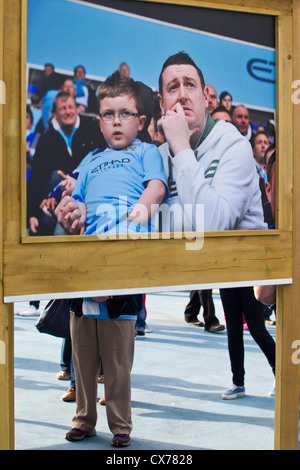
[274,2,300,451]
[3,231,292,298]
[133,0,292,15]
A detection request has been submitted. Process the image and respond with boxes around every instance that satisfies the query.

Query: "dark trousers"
[220,286,276,387]
[184,290,219,329]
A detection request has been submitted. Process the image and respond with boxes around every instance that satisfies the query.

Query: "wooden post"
[0,301,14,451]
[274,1,300,450]
[0,0,14,451]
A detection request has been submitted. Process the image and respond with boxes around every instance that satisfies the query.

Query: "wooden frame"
[0,0,299,450]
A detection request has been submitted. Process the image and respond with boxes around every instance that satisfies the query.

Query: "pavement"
[13,290,299,451]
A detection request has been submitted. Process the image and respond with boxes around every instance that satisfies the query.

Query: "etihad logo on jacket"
[91,157,130,174]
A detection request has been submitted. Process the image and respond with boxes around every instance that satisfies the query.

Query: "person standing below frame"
[55,71,168,447]
[157,51,275,399]
[184,289,225,333]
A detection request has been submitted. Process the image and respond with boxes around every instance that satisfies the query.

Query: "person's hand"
[158,102,200,155]
[55,196,86,235]
[77,104,86,113]
[57,170,77,197]
[39,197,57,210]
[91,296,110,302]
[29,216,39,234]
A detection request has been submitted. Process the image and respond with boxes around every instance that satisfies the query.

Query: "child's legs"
[98,319,135,435]
[70,314,101,432]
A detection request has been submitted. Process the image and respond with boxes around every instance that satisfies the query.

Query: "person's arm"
[127,179,166,225]
[254,285,276,306]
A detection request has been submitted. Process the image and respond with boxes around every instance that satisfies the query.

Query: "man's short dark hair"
[266,149,275,185]
[264,142,275,166]
[158,51,205,94]
[251,130,269,148]
[211,105,231,119]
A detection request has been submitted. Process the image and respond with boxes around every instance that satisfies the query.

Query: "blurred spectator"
[251,131,269,182]
[251,132,274,227]
[219,91,233,114]
[205,84,219,114]
[211,105,232,123]
[119,62,130,77]
[61,78,77,98]
[232,104,252,140]
[266,119,275,144]
[73,65,97,113]
[26,105,40,181]
[31,63,63,130]
[256,123,265,133]
[27,91,105,235]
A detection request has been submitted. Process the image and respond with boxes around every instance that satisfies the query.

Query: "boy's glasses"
[99,111,140,121]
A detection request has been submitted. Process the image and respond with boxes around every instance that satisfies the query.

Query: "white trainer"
[18,305,40,316]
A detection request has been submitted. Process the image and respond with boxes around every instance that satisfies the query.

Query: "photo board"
[3,0,293,302]
[1,0,299,451]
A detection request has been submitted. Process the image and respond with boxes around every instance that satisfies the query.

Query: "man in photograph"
[157,51,266,232]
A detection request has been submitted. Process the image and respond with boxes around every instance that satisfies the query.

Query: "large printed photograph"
[26,0,276,241]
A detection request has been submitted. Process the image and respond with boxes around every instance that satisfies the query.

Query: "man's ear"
[265,181,271,204]
[96,115,102,131]
[138,114,147,130]
[157,93,164,115]
[203,85,209,107]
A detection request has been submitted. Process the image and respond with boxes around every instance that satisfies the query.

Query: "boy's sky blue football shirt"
[72,139,168,235]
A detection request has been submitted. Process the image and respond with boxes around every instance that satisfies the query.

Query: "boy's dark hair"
[98,71,144,114]
[158,51,205,94]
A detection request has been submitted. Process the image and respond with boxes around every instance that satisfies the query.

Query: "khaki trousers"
[70,313,135,435]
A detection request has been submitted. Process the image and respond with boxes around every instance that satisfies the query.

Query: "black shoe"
[205,324,225,333]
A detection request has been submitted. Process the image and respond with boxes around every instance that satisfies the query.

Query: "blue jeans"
[135,306,145,332]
